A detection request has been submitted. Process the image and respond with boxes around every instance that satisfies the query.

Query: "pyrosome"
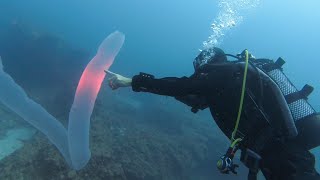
[0,31,125,170]
[68,31,125,169]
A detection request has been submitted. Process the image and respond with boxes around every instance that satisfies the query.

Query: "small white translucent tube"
[0,57,71,166]
[0,31,125,170]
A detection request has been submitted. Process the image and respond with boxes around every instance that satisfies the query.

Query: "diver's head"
[193,47,227,71]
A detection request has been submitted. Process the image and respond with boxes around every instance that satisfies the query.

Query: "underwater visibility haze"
[0,0,319,179]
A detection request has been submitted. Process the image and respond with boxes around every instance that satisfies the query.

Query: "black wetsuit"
[131,62,320,180]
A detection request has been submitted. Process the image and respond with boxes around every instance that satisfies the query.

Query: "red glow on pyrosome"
[74,53,114,107]
[70,30,124,123]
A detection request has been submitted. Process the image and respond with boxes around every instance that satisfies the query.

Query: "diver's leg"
[259,140,294,180]
[260,139,320,180]
[288,149,320,180]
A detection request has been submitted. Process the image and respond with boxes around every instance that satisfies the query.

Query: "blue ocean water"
[0,0,319,179]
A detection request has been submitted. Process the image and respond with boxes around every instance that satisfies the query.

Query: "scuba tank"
[234,49,318,150]
[217,50,318,180]
[249,56,318,150]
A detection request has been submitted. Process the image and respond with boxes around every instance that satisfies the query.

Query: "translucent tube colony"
[0,31,125,170]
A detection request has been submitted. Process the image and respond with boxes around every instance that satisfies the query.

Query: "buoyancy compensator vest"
[247,55,319,150]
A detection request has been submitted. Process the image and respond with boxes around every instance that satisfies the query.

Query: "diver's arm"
[131,72,212,96]
[106,70,214,96]
[106,63,246,97]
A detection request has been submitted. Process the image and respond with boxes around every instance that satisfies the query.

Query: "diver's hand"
[105,70,132,90]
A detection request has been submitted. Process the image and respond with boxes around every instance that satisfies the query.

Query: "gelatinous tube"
[68,31,125,169]
[0,57,71,165]
[0,31,125,170]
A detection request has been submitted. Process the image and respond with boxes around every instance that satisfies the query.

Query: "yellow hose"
[231,50,249,144]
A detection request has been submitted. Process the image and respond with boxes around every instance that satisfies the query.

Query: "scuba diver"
[106,47,320,180]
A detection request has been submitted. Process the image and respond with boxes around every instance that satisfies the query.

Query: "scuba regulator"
[217,140,240,174]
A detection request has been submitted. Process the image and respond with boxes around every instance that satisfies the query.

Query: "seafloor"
[0,22,252,180]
